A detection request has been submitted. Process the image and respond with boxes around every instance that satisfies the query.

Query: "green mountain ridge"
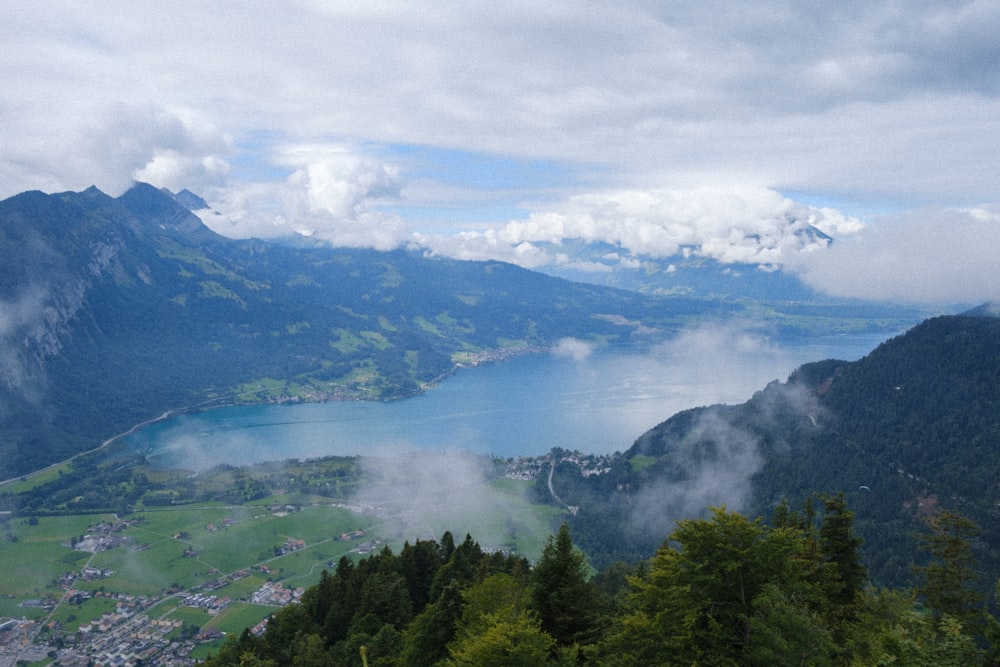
[551,313,1000,590]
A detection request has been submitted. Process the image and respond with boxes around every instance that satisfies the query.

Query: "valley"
[0,453,566,664]
[0,184,923,480]
[2,183,997,664]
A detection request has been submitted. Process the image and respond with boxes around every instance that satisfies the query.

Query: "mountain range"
[532,235,830,301]
[0,183,920,480]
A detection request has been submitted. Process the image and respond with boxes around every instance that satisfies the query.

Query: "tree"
[530,522,604,648]
[818,492,867,609]
[399,581,464,667]
[817,491,867,654]
[914,509,984,629]
[748,583,835,667]
[291,633,334,667]
[445,611,562,667]
[598,507,828,666]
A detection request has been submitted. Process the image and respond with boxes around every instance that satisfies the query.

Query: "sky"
[3,1,1000,305]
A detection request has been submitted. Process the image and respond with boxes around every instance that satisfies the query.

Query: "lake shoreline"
[0,345,552,488]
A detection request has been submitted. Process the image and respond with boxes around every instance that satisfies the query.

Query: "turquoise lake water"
[120,330,894,470]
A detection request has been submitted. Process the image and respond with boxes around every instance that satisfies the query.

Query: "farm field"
[0,462,565,665]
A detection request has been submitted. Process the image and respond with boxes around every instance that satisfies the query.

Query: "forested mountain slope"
[553,313,1000,588]
[0,183,916,479]
[0,184,713,478]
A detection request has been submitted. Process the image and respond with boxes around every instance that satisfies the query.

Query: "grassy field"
[0,477,567,648]
[0,513,117,602]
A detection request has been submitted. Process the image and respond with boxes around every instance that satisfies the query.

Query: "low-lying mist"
[351,447,529,549]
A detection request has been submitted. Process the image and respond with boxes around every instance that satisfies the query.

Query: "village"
[501,450,616,481]
[0,511,381,666]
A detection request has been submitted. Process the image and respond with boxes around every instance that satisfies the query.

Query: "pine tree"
[818,492,867,639]
[530,522,604,648]
[399,581,464,667]
[914,509,985,629]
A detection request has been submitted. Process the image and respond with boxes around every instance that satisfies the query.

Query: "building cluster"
[3,501,384,662]
[3,567,318,666]
[65,611,195,666]
[2,601,197,667]
[69,517,145,554]
[273,536,306,556]
[181,592,232,615]
[250,581,305,607]
[502,456,548,480]
[502,451,616,480]
[337,529,365,541]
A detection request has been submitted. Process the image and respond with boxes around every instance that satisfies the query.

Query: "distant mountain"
[553,312,1000,589]
[533,237,828,301]
[0,183,920,480]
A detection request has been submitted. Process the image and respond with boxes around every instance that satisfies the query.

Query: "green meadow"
[0,471,566,650]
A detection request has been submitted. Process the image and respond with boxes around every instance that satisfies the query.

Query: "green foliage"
[914,509,985,629]
[192,502,1000,667]
[530,522,605,648]
[204,532,530,666]
[598,507,827,666]
[445,610,562,666]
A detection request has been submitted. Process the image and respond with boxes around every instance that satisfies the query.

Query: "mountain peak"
[173,188,209,211]
[116,182,216,238]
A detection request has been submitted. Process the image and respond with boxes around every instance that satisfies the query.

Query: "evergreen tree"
[530,522,604,648]
[291,633,334,667]
[818,491,867,658]
[323,556,359,643]
[818,492,867,610]
[748,583,835,666]
[399,538,443,614]
[399,581,464,667]
[914,509,985,629]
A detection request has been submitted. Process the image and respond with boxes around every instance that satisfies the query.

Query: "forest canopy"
[202,498,998,666]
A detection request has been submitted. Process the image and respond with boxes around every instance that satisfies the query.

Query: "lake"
[119,328,895,470]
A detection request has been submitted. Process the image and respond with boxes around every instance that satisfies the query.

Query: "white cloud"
[3,2,999,199]
[629,411,763,538]
[418,186,864,269]
[352,448,525,546]
[790,207,1000,305]
[2,2,999,303]
[552,338,594,363]
[202,144,409,250]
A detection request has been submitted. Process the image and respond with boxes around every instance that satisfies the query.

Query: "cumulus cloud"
[85,103,232,195]
[418,186,863,270]
[202,144,409,250]
[3,2,998,203]
[3,2,999,307]
[5,101,232,197]
[789,207,1000,304]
